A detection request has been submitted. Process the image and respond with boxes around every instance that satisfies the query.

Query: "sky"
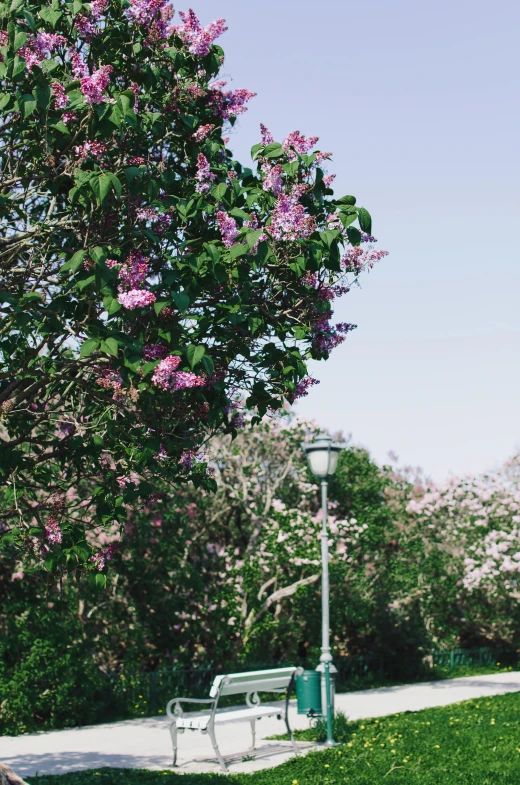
[191,0,520,481]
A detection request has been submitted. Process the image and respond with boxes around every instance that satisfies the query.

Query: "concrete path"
[2,671,520,778]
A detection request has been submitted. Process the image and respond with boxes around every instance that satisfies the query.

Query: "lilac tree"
[0,0,386,576]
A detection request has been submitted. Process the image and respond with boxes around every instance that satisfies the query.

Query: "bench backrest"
[209,667,297,698]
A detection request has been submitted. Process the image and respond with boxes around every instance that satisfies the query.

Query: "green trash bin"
[296,669,322,716]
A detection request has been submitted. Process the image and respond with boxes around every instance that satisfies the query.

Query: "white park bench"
[166,666,302,771]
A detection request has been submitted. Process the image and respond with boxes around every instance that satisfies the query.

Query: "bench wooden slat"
[210,667,297,697]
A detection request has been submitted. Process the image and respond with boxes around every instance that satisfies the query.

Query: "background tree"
[0,0,386,575]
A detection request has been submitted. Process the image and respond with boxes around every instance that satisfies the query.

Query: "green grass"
[28,691,520,784]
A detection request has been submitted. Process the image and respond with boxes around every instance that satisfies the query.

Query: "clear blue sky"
[192,0,520,480]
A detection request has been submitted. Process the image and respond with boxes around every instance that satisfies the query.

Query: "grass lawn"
[28,691,520,785]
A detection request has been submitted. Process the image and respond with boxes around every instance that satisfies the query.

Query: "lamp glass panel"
[307,449,330,478]
[328,450,340,476]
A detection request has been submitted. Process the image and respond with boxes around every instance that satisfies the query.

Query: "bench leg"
[169,722,178,767]
[207,723,227,771]
[250,718,256,749]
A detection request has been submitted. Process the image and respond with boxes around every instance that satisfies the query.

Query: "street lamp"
[302,433,347,746]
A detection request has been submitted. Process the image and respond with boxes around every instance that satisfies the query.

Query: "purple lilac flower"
[262,163,283,196]
[195,153,215,193]
[75,15,100,40]
[216,211,239,248]
[209,84,256,120]
[143,343,169,361]
[74,141,108,160]
[89,543,119,571]
[90,0,109,19]
[175,9,227,56]
[45,516,62,545]
[118,249,149,289]
[80,64,113,105]
[179,448,198,470]
[323,174,336,188]
[62,111,78,124]
[292,376,320,400]
[151,355,182,389]
[192,123,215,142]
[270,185,316,241]
[130,82,140,113]
[260,123,274,145]
[51,82,69,109]
[282,130,319,160]
[71,50,89,78]
[20,32,66,70]
[118,289,156,309]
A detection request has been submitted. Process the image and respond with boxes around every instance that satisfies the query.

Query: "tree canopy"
[0,0,386,575]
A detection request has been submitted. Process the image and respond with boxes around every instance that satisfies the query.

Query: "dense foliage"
[27,693,520,784]
[0,0,385,573]
[3,413,520,734]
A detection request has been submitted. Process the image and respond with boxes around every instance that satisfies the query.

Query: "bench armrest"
[166,697,216,720]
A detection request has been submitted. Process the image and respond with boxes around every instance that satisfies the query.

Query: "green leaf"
[38,7,62,25]
[335,195,357,206]
[108,173,122,197]
[79,338,100,358]
[34,84,51,110]
[90,173,112,205]
[61,250,85,273]
[346,226,362,247]
[172,291,190,312]
[186,344,205,369]
[210,183,228,201]
[13,30,26,52]
[229,244,248,260]
[229,207,251,221]
[154,300,170,316]
[245,229,264,250]
[320,229,339,248]
[201,355,214,375]
[357,207,372,235]
[22,10,35,30]
[17,93,36,119]
[251,142,263,160]
[90,246,106,264]
[100,337,119,357]
[262,142,284,159]
[0,92,11,110]
[338,211,357,229]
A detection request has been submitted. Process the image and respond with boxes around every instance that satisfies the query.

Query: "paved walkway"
[2,671,520,778]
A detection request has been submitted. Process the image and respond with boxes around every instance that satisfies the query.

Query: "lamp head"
[302,433,347,479]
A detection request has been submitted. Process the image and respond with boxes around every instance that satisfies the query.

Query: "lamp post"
[302,433,347,746]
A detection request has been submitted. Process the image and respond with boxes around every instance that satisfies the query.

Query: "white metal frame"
[166,666,302,771]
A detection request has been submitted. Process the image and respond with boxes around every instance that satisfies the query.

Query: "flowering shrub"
[0,1,386,574]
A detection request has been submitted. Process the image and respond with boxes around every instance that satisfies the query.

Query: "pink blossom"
[175,9,227,56]
[20,32,66,70]
[169,371,205,391]
[129,156,146,165]
[291,376,320,401]
[90,0,109,19]
[282,130,320,160]
[195,153,215,193]
[192,123,215,142]
[62,111,78,125]
[11,571,24,581]
[80,64,113,105]
[270,185,316,241]
[151,355,182,388]
[323,174,336,188]
[216,211,238,248]
[260,124,274,145]
[143,343,168,361]
[118,249,150,289]
[262,163,283,196]
[209,84,256,120]
[118,289,156,309]
[89,543,119,571]
[130,82,140,113]
[71,51,89,78]
[52,82,69,109]
[45,515,62,545]
[75,14,100,40]
[117,476,131,488]
[74,141,108,160]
